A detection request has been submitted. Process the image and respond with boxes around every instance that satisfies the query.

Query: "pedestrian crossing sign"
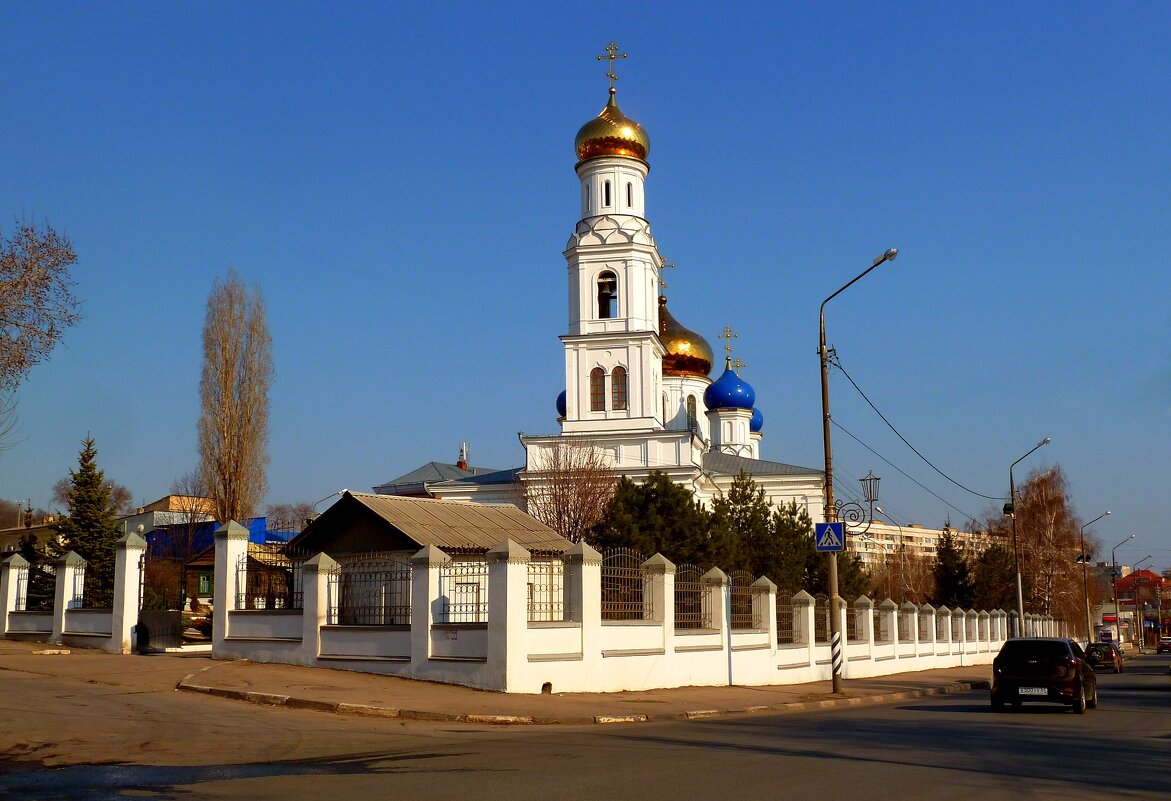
[815,522,845,552]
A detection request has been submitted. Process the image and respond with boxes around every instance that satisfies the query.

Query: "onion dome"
[556,390,567,418]
[575,89,650,163]
[704,358,756,410]
[750,407,764,433]
[658,296,713,377]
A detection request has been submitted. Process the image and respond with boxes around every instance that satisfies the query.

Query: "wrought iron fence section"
[328,555,412,626]
[776,600,795,644]
[600,547,651,621]
[729,570,758,629]
[438,559,489,623]
[813,594,830,643]
[845,599,860,640]
[527,559,565,622]
[674,564,710,630]
[235,544,306,610]
[69,561,87,609]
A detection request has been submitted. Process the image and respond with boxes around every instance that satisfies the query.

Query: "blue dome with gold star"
[703,360,755,411]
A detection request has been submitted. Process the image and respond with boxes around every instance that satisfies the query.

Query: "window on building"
[662,392,668,424]
[199,573,212,595]
[686,395,697,431]
[626,182,633,208]
[597,271,618,318]
[590,368,606,411]
[603,180,611,207]
[584,185,590,212]
[611,366,627,410]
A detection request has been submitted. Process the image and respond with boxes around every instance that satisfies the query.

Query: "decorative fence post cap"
[57,551,86,568]
[900,601,918,612]
[937,605,951,615]
[700,567,727,586]
[750,576,776,593]
[410,544,450,566]
[919,603,935,613]
[486,538,531,564]
[855,594,874,607]
[879,598,899,610]
[214,520,250,540]
[1,553,29,569]
[642,553,675,574]
[563,541,602,565]
[302,552,339,573]
[117,531,148,550]
[792,590,815,604]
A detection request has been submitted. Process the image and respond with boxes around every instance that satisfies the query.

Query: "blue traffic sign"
[815,522,845,552]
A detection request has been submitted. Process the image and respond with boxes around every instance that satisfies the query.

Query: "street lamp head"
[872,248,898,267]
[860,470,881,504]
[1039,437,1051,446]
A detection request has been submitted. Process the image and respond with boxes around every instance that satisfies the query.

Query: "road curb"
[174,677,989,725]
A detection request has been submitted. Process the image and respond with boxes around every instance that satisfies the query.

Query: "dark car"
[991,637,1098,713]
[1157,637,1171,655]
[1086,642,1123,673]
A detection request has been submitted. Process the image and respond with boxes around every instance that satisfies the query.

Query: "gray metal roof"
[347,491,571,554]
[372,461,503,494]
[702,451,823,477]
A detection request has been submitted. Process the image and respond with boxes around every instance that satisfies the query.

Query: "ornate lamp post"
[820,247,897,694]
[1079,511,1110,643]
[1003,437,1050,636]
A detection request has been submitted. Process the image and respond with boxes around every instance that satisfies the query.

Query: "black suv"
[991,637,1098,713]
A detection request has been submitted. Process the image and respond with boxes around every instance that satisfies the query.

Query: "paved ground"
[0,638,992,725]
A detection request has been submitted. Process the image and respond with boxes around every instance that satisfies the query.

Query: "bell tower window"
[626,182,633,208]
[590,368,606,411]
[686,395,697,431]
[611,367,627,411]
[597,271,618,318]
[603,180,611,208]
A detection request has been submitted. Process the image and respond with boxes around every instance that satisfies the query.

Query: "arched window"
[611,366,627,411]
[603,180,611,207]
[686,396,697,431]
[662,392,668,424]
[590,368,606,411]
[584,185,590,212]
[626,182,633,208]
[597,271,618,318]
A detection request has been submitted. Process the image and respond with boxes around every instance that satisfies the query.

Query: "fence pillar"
[107,532,147,654]
[51,552,85,645]
[879,598,898,645]
[792,590,816,666]
[751,577,777,644]
[410,544,448,667]
[564,542,602,663]
[644,554,675,654]
[919,603,936,651]
[900,601,918,648]
[487,539,531,692]
[0,554,29,636]
[854,595,874,648]
[301,552,337,664]
[212,521,249,654]
[701,568,728,634]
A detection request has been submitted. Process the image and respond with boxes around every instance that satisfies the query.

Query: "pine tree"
[972,543,1018,612]
[589,471,715,566]
[933,528,975,608]
[709,470,771,573]
[762,500,818,597]
[52,436,124,605]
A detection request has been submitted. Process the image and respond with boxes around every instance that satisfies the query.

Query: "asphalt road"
[2,654,1169,800]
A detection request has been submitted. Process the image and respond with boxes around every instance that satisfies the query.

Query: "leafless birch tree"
[197,269,272,524]
[518,439,618,543]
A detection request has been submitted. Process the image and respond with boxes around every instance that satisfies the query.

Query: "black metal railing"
[600,548,651,621]
[437,559,489,623]
[527,559,565,622]
[329,555,411,626]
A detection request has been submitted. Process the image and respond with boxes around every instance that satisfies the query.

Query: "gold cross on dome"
[658,257,676,290]
[732,357,748,374]
[596,42,628,91]
[718,326,739,357]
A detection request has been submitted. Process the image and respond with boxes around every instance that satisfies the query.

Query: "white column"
[301,552,337,665]
[107,532,147,654]
[792,590,816,665]
[0,554,29,636]
[701,568,728,634]
[51,552,85,645]
[880,598,898,645]
[644,554,675,654]
[854,595,874,646]
[901,601,919,648]
[564,542,602,662]
[212,520,249,654]
[410,544,448,669]
[486,539,531,692]
[751,577,777,644]
[919,603,936,651]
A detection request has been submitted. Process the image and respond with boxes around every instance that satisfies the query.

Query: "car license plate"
[1018,687,1047,696]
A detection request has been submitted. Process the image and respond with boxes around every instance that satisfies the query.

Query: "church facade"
[379,54,825,520]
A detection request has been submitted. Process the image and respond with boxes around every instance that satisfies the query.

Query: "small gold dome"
[659,296,713,378]
[575,90,650,163]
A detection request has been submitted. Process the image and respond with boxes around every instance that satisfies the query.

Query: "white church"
[375,51,825,521]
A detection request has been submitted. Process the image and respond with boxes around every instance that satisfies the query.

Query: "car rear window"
[998,640,1070,660]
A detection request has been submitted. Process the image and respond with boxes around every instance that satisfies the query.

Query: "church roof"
[430,467,522,488]
[702,451,822,477]
[373,461,503,495]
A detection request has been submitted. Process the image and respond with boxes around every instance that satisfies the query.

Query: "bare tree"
[169,469,213,557]
[197,269,272,523]
[265,502,316,533]
[0,393,18,452]
[0,219,82,392]
[51,475,135,516]
[518,439,618,543]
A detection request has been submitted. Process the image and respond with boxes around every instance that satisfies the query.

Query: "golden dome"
[575,89,650,163]
[659,296,713,377]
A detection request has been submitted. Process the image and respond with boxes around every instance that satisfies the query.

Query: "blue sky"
[2,3,1168,570]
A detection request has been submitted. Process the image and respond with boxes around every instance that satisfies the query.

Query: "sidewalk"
[0,639,991,725]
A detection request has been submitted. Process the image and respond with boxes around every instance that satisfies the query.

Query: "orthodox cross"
[732,357,748,373]
[596,42,628,91]
[718,326,739,358]
[658,257,676,290]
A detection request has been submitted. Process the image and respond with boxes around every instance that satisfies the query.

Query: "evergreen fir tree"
[589,471,716,567]
[933,528,975,608]
[972,543,1018,611]
[761,500,818,596]
[709,470,771,573]
[52,436,124,605]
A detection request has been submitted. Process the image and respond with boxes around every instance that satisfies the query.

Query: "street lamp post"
[1005,438,1051,636]
[820,247,897,694]
[1079,511,1110,644]
[1134,555,1152,652]
[1109,534,1135,645]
